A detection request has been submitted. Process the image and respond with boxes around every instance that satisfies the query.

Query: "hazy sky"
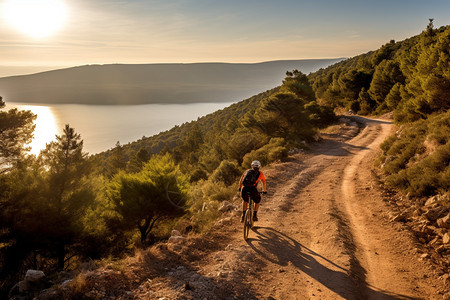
[1,0,450,77]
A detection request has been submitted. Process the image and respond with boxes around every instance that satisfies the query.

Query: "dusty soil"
[49,116,449,300]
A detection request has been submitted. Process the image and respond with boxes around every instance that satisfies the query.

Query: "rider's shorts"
[241,186,261,203]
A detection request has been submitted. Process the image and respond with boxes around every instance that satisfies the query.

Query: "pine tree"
[39,124,92,270]
[107,154,189,244]
[128,147,150,173]
[368,60,405,105]
[105,141,128,177]
[0,97,36,173]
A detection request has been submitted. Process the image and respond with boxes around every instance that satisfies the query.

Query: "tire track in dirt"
[340,118,396,296]
[337,117,436,299]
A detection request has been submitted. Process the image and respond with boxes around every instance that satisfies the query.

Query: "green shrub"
[381,111,450,197]
[188,179,235,232]
[210,160,241,186]
[242,137,288,168]
[190,168,208,182]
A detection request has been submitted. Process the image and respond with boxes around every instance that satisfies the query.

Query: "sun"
[2,0,68,38]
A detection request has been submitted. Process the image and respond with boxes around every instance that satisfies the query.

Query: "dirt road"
[130,116,444,300]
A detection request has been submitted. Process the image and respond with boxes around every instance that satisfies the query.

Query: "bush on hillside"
[106,154,189,244]
[190,168,208,182]
[380,111,450,197]
[210,160,241,186]
[242,138,288,168]
[224,131,268,164]
[188,179,236,232]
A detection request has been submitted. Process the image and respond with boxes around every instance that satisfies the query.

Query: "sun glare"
[21,105,59,155]
[2,0,68,38]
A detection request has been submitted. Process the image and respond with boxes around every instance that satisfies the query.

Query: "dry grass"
[319,124,343,134]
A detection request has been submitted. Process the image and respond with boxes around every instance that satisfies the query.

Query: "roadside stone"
[425,206,448,221]
[218,201,235,213]
[429,237,440,246]
[216,271,228,278]
[289,148,301,154]
[60,279,73,289]
[171,230,182,237]
[425,196,438,207]
[25,270,46,282]
[443,233,450,244]
[168,235,185,244]
[125,291,134,297]
[37,288,61,299]
[9,280,29,295]
[421,225,435,234]
[437,214,450,229]
[412,209,422,217]
[215,217,233,226]
[9,270,48,299]
[390,213,407,222]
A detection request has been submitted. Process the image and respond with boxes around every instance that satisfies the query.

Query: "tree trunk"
[145,216,161,242]
[138,217,151,243]
[138,215,161,244]
[57,243,65,270]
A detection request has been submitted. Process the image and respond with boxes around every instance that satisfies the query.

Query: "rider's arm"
[260,172,267,192]
[239,171,246,190]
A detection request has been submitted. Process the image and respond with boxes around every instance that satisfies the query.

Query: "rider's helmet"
[251,160,261,169]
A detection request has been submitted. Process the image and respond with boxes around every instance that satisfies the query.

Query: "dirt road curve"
[132,116,444,300]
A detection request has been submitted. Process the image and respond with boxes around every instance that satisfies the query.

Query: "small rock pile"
[410,196,449,255]
[167,229,186,252]
[390,194,449,269]
[9,270,49,300]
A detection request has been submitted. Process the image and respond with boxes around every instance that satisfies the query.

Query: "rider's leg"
[241,188,250,222]
[252,188,261,221]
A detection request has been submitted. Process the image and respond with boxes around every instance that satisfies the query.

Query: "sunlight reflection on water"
[16,105,59,155]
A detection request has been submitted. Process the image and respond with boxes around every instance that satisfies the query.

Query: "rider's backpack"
[242,169,260,187]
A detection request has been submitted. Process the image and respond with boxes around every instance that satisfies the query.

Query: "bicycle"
[243,190,262,240]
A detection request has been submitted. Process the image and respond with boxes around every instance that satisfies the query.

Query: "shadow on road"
[247,226,420,300]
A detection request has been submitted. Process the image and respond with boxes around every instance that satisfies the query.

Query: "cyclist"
[239,160,267,222]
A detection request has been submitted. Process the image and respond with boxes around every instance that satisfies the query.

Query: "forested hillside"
[309,20,449,200]
[0,70,336,297]
[309,21,449,122]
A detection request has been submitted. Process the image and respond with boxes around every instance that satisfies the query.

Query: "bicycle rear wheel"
[243,209,251,240]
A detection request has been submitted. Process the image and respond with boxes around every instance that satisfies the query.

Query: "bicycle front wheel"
[243,209,252,240]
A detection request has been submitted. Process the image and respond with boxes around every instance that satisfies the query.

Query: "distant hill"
[0,59,344,105]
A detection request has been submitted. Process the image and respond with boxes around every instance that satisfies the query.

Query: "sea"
[7,102,233,155]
